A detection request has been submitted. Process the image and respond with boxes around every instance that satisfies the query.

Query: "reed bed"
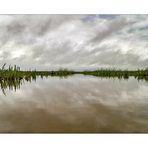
[0,64,148,94]
[0,64,148,80]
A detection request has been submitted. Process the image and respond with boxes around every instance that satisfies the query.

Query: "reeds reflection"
[0,64,148,95]
[0,74,148,95]
[0,75,68,95]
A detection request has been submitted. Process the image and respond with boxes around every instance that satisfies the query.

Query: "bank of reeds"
[0,64,148,94]
[0,64,148,80]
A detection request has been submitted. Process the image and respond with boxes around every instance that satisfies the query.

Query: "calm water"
[0,75,148,133]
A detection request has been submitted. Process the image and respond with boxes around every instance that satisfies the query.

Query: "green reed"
[0,64,148,94]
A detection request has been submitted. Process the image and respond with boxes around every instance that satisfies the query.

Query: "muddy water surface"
[0,75,148,133]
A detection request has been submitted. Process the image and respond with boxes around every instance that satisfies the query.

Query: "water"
[0,75,148,133]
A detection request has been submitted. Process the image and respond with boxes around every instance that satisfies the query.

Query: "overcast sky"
[0,15,148,70]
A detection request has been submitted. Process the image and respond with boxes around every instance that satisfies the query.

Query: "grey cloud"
[0,15,148,70]
[31,41,73,64]
[29,40,148,70]
[1,51,10,59]
[95,50,148,69]
[90,18,129,43]
[0,15,85,45]
[98,14,119,20]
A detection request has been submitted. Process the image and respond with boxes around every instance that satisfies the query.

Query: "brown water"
[0,75,148,133]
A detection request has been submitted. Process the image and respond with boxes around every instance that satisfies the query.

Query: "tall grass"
[0,64,148,80]
[0,64,148,94]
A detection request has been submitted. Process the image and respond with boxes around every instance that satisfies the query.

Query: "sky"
[0,14,148,70]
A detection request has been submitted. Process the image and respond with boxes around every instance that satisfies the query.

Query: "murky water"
[0,75,148,133]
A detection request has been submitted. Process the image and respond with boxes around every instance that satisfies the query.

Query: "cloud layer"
[0,15,148,70]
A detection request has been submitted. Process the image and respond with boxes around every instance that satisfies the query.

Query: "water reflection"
[0,74,148,95]
[0,75,148,132]
[0,75,70,95]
